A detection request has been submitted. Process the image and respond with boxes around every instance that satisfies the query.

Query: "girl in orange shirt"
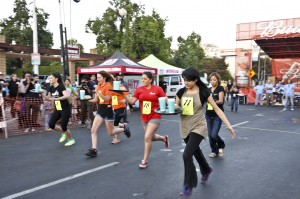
[85,71,114,157]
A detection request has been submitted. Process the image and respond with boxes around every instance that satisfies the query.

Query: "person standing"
[7,74,20,118]
[283,79,294,111]
[78,75,95,129]
[230,82,240,112]
[120,71,169,169]
[42,73,75,146]
[226,79,233,102]
[254,81,265,106]
[206,72,226,158]
[264,80,274,106]
[158,76,167,94]
[275,80,284,103]
[175,67,235,196]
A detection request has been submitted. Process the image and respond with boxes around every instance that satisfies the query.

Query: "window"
[170,77,179,85]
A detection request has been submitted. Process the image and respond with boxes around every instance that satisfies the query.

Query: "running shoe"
[283,108,287,111]
[164,135,169,148]
[124,124,131,138]
[111,139,120,144]
[139,160,148,169]
[291,108,294,111]
[208,152,217,158]
[219,149,224,157]
[201,167,213,184]
[179,186,192,196]
[64,138,75,146]
[85,148,97,157]
[59,133,67,143]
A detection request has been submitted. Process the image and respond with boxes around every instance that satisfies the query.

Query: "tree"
[0,0,53,72]
[199,57,232,80]
[173,32,205,68]
[86,0,172,61]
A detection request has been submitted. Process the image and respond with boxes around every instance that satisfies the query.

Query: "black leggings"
[49,109,70,132]
[183,132,210,188]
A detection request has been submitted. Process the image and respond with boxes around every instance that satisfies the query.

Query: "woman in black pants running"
[175,67,235,196]
[42,73,75,147]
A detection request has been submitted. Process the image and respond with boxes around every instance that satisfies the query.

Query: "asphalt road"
[0,104,299,199]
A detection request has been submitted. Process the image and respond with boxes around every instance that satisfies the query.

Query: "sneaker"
[291,108,294,111]
[201,167,213,184]
[81,124,86,128]
[124,124,131,138]
[139,160,148,169]
[85,148,97,157]
[111,139,120,144]
[64,138,75,146]
[283,108,287,111]
[219,149,224,157]
[59,134,67,143]
[23,128,31,133]
[208,152,217,158]
[164,135,169,148]
[179,186,192,196]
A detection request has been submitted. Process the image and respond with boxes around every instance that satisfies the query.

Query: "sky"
[0,0,300,52]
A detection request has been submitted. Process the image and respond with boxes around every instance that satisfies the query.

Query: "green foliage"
[86,0,172,61]
[67,38,84,53]
[199,57,232,80]
[173,32,205,68]
[14,65,62,77]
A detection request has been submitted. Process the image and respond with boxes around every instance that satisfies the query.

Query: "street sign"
[68,46,80,59]
[247,69,256,78]
[31,53,41,65]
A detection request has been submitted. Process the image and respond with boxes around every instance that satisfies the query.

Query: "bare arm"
[215,91,224,105]
[207,96,235,139]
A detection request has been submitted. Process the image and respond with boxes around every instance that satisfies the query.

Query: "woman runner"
[42,72,75,146]
[120,71,169,169]
[175,67,235,196]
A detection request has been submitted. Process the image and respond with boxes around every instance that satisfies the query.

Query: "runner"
[42,72,75,147]
[206,72,226,158]
[120,71,169,169]
[85,71,114,157]
[110,74,131,144]
[175,67,235,196]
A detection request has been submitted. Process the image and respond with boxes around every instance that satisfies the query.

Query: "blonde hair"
[209,72,221,85]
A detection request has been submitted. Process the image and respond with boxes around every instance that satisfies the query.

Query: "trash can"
[238,94,247,105]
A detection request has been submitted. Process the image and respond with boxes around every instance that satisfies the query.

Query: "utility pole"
[32,0,40,75]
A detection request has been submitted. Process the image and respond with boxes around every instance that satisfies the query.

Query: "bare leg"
[91,117,104,149]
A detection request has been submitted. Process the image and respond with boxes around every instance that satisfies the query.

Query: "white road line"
[235,126,300,135]
[231,121,249,127]
[2,162,120,199]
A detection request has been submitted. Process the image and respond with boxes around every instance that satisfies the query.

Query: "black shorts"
[97,104,114,120]
[113,107,126,126]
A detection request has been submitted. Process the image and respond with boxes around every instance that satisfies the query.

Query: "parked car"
[163,75,209,98]
[39,75,49,85]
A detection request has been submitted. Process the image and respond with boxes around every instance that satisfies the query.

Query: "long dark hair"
[52,72,63,84]
[142,71,154,84]
[98,71,114,84]
[182,67,208,91]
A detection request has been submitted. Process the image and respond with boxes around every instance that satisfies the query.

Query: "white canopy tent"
[138,54,184,75]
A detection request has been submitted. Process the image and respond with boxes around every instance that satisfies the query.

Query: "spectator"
[275,80,284,103]
[158,76,167,93]
[254,81,264,106]
[78,75,95,129]
[264,80,274,106]
[283,79,294,111]
[0,72,8,97]
[7,74,20,118]
[226,79,233,102]
[230,82,240,112]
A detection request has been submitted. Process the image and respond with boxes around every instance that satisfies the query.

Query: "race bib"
[98,91,104,103]
[55,100,62,111]
[207,102,213,110]
[182,97,194,115]
[142,101,151,115]
[112,95,118,106]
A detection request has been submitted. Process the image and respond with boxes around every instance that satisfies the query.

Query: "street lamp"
[118,8,127,48]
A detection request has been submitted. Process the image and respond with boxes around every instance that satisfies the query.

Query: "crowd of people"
[1,68,298,197]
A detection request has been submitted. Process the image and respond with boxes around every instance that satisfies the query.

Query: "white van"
[163,75,208,98]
